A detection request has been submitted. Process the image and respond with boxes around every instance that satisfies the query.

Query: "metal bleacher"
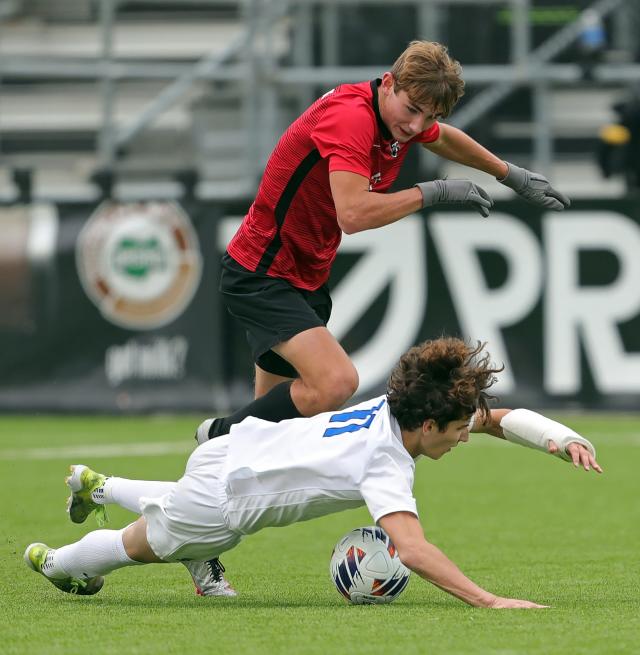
[0,1,270,199]
[0,0,639,202]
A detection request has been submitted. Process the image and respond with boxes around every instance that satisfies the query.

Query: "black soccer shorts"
[219,253,332,378]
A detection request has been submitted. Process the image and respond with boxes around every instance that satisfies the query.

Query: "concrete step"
[0,81,195,132]
[493,87,626,139]
[0,17,247,60]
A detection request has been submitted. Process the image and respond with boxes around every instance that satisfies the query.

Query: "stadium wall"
[1,197,639,411]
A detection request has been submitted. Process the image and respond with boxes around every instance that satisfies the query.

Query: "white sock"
[95,478,176,514]
[41,549,72,580]
[53,528,141,579]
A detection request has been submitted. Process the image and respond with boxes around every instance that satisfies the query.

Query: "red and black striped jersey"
[227,79,440,290]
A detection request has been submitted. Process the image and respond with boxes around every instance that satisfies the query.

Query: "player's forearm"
[425,124,508,179]
[400,540,495,607]
[470,408,510,439]
[337,186,423,234]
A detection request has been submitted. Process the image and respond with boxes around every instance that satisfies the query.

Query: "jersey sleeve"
[311,99,374,179]
[359,447,418,523]
[414,121,440,144]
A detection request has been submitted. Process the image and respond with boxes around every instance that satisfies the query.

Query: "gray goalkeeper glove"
[498,162,571,210]
[415,179,494,217]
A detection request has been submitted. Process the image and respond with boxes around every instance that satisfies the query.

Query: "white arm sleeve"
[499,409,596,462]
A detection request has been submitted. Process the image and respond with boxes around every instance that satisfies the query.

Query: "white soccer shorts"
[140,435,242,562]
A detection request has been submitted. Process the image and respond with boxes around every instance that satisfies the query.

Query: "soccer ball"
[329,526,411,604]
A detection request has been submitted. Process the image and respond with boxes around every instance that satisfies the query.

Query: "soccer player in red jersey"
[199,40,570,442]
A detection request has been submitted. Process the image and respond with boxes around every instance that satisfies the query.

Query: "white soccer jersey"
[222,395,417,535]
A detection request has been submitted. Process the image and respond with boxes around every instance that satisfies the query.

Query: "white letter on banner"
[544,212,640,393]
[429,213,542,393]
[328,215,426,394]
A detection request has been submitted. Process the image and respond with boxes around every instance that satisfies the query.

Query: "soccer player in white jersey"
[24,338,601,608]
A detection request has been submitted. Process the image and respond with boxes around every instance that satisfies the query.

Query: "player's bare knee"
[123,529,143,561]
[317,367,359,410]
[123,540,144,562]
[122,519,161,563]
[338,365,359,401]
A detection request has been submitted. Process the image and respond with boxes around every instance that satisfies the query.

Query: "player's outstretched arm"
[422,124,570,210]
[330,170,423,233]
[378,511,548,609]
[422,123,509,179]
[329,169,493,234]
[470,409,603,473]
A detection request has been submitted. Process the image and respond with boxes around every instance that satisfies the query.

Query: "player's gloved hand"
[415,179,493,217]
[498,162,571,210]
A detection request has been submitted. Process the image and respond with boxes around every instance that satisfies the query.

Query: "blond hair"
[391,41,465,118]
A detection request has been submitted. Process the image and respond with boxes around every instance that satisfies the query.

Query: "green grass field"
[1,414,638,655]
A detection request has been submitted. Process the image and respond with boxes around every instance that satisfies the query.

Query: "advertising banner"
[0,199,225,412]
[1,197,639,411]
[220,198,640,410]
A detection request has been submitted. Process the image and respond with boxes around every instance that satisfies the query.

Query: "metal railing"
[0,0,639,198]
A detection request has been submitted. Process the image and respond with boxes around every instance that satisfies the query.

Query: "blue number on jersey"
[322,398,386,437]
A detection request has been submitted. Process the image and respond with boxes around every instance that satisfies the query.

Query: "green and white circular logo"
[76,201,202,330]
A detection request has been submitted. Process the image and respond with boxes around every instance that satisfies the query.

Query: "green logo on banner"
[76,201,202,330]
[112,238,167,278]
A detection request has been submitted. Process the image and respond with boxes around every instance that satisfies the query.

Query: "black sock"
[208,381,302,439]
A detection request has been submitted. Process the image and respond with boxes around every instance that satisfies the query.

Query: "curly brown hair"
[386,338,502,431]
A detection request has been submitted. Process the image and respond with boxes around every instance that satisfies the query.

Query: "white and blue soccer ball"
[329,526,411,604]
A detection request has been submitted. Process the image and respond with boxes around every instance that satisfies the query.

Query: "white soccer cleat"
[194,419,215,446]
[183,558,237,597]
